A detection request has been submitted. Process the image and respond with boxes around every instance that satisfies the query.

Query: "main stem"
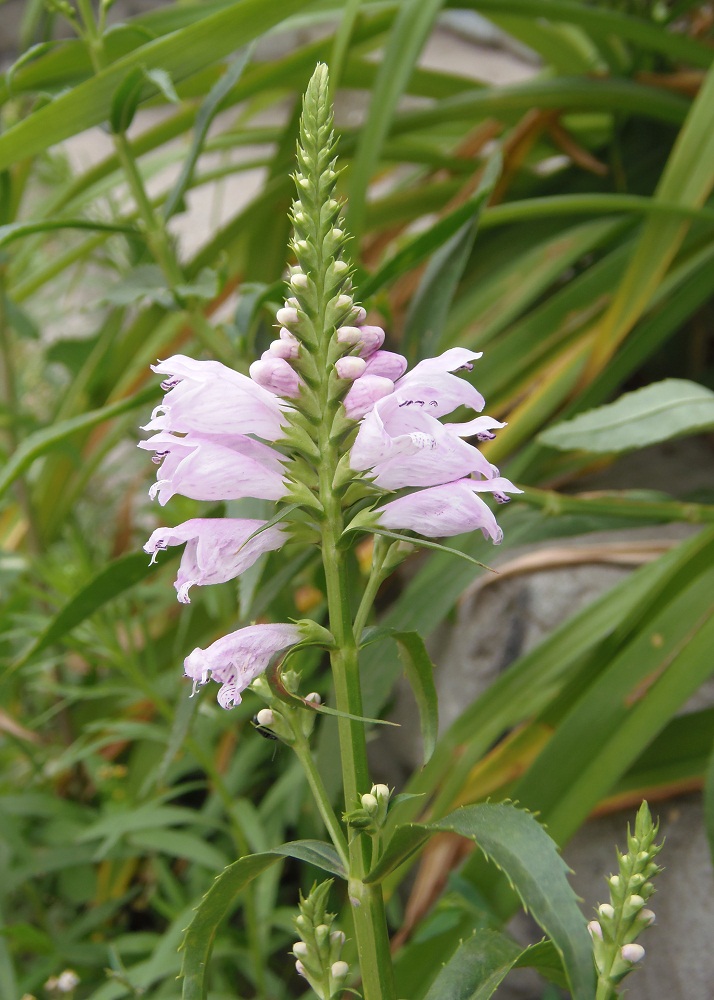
[317,433,395,1000]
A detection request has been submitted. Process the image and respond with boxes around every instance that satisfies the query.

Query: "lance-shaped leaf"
[180,841,345,1000]
[366,803,595,1000]
[540,378,714,454]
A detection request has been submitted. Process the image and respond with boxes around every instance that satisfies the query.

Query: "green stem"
[353,547,386,641]
[293,733,350,870]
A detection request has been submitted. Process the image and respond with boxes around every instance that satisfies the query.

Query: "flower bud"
[358,324,385,356]
[268,338,299,360]
[598,903,615,919]
[360,792,378,814]
[255,709,275,727]
[609,875,620,889]
[640,908,655,926]
[335,356,366,380]
[305,692,322,705]
[331,961,349,980]
[290,271,308,290]
[332,260,349,276]
[343,374,394,420]
[250,357,301,397]
[277,306,299,327]
[621,943,645,964]
[295,960,307,977]
[336,325,362,346]
[330,930,346,946]
[352,305,367,324]
[292,941,308,957]
[371,783,390,800]
[587,920,603,940]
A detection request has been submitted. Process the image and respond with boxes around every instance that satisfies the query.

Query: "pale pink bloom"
[343,374,395,420]
[350,395,496,489]
[363,350,408,381]
[392,348,485,418]
[145,355,287,440]
[144,518,286,603]
[250,357,301,397]
[139,431,287,505]
[184,623,302,709]
[335,356,366,380]
[375,476,522,542]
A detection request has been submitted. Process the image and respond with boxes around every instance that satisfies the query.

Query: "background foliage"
[0,1,713,997]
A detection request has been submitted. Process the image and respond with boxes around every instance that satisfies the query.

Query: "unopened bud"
[268,338,299,360]
[277,306,299,327]
[332,260,349,275]
[335,295,352,312]
[305,692,322,705]
[336,325,362,346]
[640,908,655,926]
[587,920,603,940]
[352,306,367,324]
[628,894,645,910]
[256,709,274,727]
[360,792,378,814]
[609,875,620,888]
[371,783,390,801]
[250,357,300,397]
[599,903,615,919]
[621,943,645,964]
[292,941,308,957]
[295,960,307,977]
[56,971,80,993]
[335,356,366,380]
[331,930,346,946]
[290,272,308,290]
[332,228,343,239]
[331,961,349,980]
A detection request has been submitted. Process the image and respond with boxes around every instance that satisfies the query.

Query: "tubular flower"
[144,518,286,604]
[184,623,302,709]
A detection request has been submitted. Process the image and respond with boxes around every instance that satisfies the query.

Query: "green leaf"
[352,526,496,572]
[0,0,310,171]
[144,67,180,105]
[367,804,594,1000]
[403,150,501,361]
[0,383,158,499]
[540,378,714,454]
[13,551,162,669]
[0,218,138,248]
[180,841,345,1000]
[394,632,439,765]
[110,66,146,133]
[347,0,447,238]
[422,928,523,1000]
[162,47,253,221]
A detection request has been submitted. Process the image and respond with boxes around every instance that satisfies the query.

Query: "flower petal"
[144,517,286,603]
[140,432,287,505]
[394,347,485,416]
[147,354,288,439]
[375,477,521,542]
[184,622,301,708]
[363,350,408,381]
[343,374,394,420]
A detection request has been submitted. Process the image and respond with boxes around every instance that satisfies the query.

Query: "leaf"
[129,829,229,872]
[162,46,253,221]
[100,264,173,308]
[180,841,345,1000]
[13,551,162,669]
[367,804,594,1000]
[346,0,447,238]
[422,928,523,1000]
[0,383,158,499]
[403,150,502,361]
[0,218,138,248]
[539,378,714,454]
[110,67,146,133]
[144,67,180,105]
[394,631,439,765]
[351,526,496,572]
[0,0,309,171]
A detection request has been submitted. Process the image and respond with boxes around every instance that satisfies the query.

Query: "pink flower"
[145,355,288,440]
[343,375,394,420]
[139,431,287,505]
[184,623,302,709]
[375,477,522,542]
[350,394,496,489]
[144,518,286,603]
[363,350,408,381]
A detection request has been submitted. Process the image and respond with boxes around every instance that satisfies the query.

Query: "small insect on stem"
[251,715,279,741]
